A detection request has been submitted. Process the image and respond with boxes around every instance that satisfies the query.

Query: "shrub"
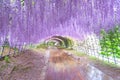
[100,26,120,58]
[4,56,10,63]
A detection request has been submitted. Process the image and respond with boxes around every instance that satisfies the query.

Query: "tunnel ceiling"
[0,0,120,45]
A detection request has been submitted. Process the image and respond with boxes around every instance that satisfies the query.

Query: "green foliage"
[47,42,55,46]
[36,43,47,49]
[100,26,120,58]
[4,56,10,63]
[65,38,74,49]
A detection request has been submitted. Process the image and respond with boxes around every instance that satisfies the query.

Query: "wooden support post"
[13,45,16,56]
[8,46,11,55]
[1,45,5,57]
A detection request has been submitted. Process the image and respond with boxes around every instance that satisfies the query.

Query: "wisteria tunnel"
[0,0,120,80]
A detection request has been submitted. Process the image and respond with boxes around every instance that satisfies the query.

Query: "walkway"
[45,48,114,80]
[0,49,119,80]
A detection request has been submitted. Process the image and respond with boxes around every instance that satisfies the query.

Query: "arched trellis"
[44,36,65,47]
[44,36,74,48]
[52,36,69,48]
[45,38,63,47]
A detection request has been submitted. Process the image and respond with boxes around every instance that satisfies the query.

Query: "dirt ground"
[0,49,119,80]
[46,49,119,80]
[89,58,120,80]
[0,50,46,80]
[66,49,120,80]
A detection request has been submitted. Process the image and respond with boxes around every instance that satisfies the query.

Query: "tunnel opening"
[43,36,74,49]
